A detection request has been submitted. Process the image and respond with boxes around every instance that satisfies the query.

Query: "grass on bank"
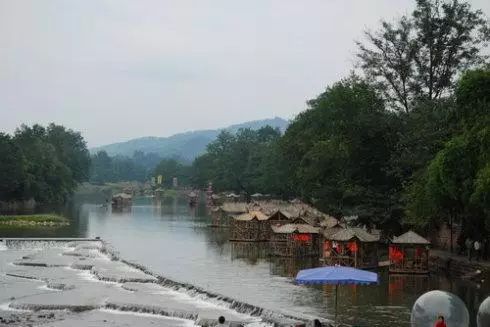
[0,214,69,226]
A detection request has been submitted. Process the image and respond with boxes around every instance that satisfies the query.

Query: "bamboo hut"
[270,223,320,257]
[211,202,248,227]
[229,211,270,242]
[267,210,291,227]
[389,231,430,274]
[112,193,132,208]
[322,228,379,269]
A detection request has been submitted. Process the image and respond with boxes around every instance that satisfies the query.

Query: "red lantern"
[348,241,358,253]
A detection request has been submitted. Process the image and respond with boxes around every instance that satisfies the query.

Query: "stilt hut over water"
[211,202,248,227]
[267,210,291,227]
[389,231,430,274]
[230,211,270,241]
[112,193,132,208]
[322,228,379,269]
[270,224,320,257]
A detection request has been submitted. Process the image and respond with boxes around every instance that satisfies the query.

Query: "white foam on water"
[99,308,197,326]
[243,322,274,327]
[152,286,261,321]
[37,284,63,292]
[0,302,31,313]
[75,269,122,286]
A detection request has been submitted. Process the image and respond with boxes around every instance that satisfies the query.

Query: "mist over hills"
[90,117,289,162]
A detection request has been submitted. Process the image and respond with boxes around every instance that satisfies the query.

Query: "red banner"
[293,234,312,242]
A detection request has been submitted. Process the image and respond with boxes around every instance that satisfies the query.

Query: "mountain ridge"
[90,117,289,161]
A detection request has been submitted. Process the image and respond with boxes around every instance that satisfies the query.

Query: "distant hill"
[90,117,289,162]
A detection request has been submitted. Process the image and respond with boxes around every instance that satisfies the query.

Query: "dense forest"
[0,124,90,204]
[191,0,490,236]
[89,150,161,184]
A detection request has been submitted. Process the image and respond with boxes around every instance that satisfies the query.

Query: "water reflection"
[1,196,489,326]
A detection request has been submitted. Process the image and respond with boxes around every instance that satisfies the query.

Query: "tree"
[14,125,74,203]
[405,68,490,240]
[0,133,25,201]
[281,76,399,226]
[191,127,282,195]
[357,0,489,112]
[45,123,91,183]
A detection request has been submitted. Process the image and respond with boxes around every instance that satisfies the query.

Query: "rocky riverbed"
[0,239,306,327]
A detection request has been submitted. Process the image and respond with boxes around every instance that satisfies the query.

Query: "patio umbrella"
[295,266,379,325]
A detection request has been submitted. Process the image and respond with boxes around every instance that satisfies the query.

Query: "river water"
[2,196,489,326]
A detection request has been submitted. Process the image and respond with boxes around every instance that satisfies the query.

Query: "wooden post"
[335,284,338,325]
[354,242,358,267]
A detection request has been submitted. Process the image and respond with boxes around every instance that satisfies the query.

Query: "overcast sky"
[1,1,489,147]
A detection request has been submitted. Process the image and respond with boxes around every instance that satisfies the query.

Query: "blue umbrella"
[296,266,379,324]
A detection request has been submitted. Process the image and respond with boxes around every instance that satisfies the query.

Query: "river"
[1,196,488,326]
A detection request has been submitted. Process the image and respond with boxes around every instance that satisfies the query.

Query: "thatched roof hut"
[222,202,248,214]
[230,211,270,242]
[270,223,320,257]
[392,231,431,245]
[390,231,430,274]
[112,193,132,208]
[322,227,380,269]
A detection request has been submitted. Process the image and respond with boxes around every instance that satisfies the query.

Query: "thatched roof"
[392,231,430,245]
[327,228,379,242]
[221,202,248,214]
[233,211,269,221]
[271,224,320,234]
[113,193,132,199]
[268,210,291,221]
[320,216,340,229]
[226,193,240,198]
[323,226,345,238]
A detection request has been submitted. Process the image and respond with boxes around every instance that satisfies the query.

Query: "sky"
[0,1,489,147]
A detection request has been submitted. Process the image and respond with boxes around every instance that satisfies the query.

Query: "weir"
[0,238,312,327]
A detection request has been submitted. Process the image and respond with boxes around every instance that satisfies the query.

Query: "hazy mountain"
[90,117,289,162]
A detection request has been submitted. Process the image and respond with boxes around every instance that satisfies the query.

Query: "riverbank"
[0,214,69,227]
[430,250,490,283]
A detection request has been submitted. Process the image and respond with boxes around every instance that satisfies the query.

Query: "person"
[465,237,473,261]
[217,316,226,326]
[434,315,447,327]
[474,240,481,262]
[313,319,322,327]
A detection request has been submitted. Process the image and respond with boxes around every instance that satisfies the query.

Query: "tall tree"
[45,123,91,183]
[0,134,26,201]
[281,76,399,225]
[357,0,489,112]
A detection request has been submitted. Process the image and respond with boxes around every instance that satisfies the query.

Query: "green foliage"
[191,126,282,196]
[153,158,192,187]
[282,77,399,224]
[0,134,25,201]
[405,68,490,236]
[90,151,147,184]
[0,124,91,205]
[0,214,67,224]
[357,0,489,112]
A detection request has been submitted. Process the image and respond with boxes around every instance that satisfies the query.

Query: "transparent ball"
[477,297,490,327]
[410,290,469,327]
